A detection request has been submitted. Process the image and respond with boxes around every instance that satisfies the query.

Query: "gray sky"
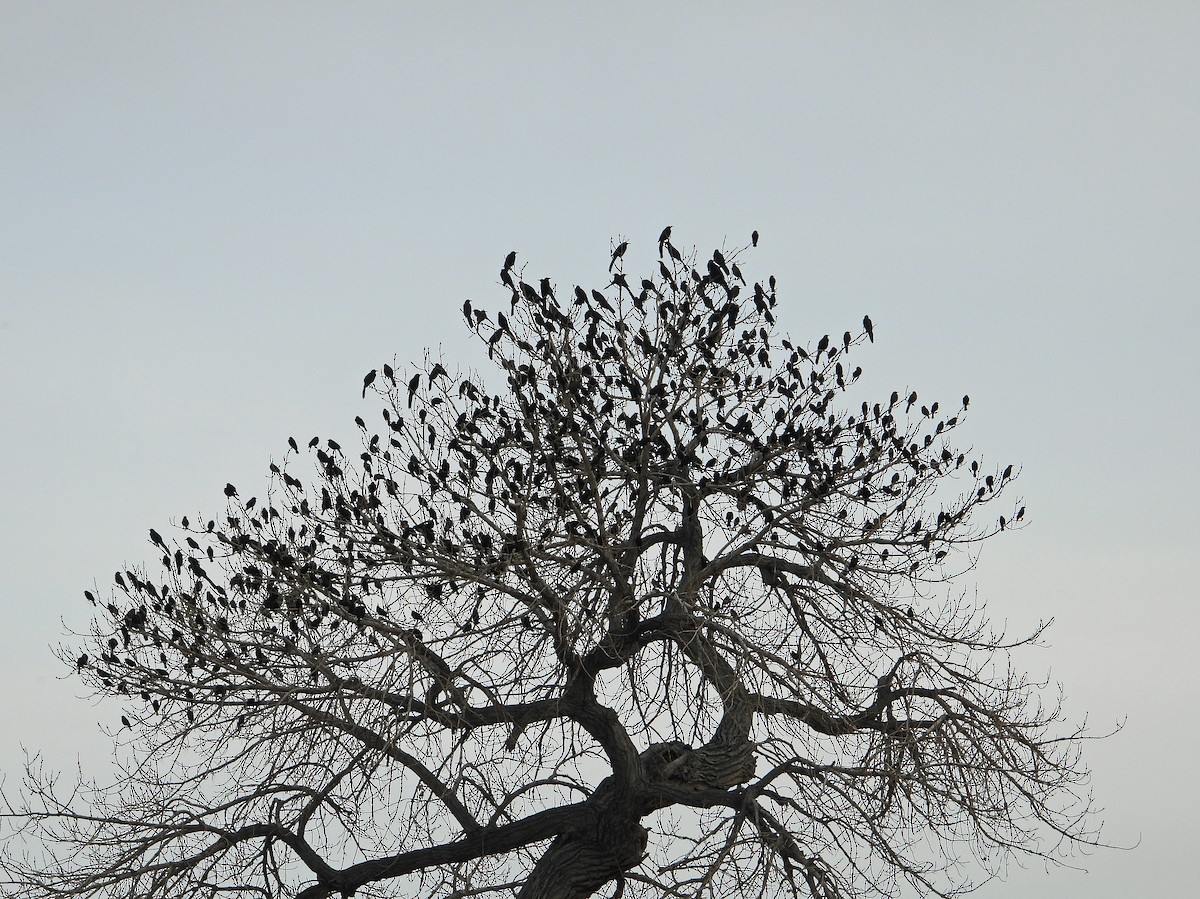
[1,3,1196,895]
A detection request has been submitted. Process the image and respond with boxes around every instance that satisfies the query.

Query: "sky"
[1,2,1197,896]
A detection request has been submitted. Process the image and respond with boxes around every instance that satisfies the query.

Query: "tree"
[1,233,1103,899]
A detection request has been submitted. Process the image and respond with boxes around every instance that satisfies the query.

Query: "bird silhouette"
[225,483,238,498]
[503,251,517,271]
[362,369,377,398]
[609,241,628,271]
[751,230,759,247]
[863,315,874,342]
[407,374,421,407]
[658,226,672,257]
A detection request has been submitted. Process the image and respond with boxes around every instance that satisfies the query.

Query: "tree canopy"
[1,232,1103,899]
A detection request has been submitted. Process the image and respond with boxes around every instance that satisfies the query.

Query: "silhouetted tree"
[1,234,1103,899]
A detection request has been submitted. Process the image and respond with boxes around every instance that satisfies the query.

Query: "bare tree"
[2,234,1105,899]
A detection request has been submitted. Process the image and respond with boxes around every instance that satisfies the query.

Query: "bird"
[121,715,131,728]
[77,653,88,669]
[407,373,421,407]
[463,299,472,321]
[609,241,628,271]
[504,250,517,271]
[751,230,759,247]
[658,226,672,257]
[149,528,163,546]
[863,315,874,343]
[429,362,448,384]
[225,483,238,498]
[362,369,377,398]
[288,436,299,452]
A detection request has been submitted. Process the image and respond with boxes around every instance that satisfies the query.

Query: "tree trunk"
[516,809,648,899]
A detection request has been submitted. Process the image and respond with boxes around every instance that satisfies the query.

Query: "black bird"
[224,483,238,498]
[906,392,918,412]
[658,226,672,257]
[121,715,131,728]
[308,436,319,448]
[962,395,970,409]
[816,335,830,354]
[843,331,852,352]
[429,362,448,384]
[504,250,517,271]
[288,436,299,452]
[149,528,163,546]
[407,373,421,407]
[609,241,628,271]
[751,230,759,247]
[863,314,874,342]
[77,653,88,669]
[463,299,472,321]
[383,363,394,380]
[362,369,377,398]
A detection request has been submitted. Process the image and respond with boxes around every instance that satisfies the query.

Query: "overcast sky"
[1,3,1196,896]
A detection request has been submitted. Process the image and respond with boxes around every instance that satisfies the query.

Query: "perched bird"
[362,369,377,398]
[503,250,517,271]
[224,483,238,498]
[149,528,163,547]
[658,226,672,257]
[288,436,299,452]
[463,299,472,321]
[429,362,448,384]
[407,373,421,407]
[609,241,628,271]
[751,230,759,247]
[863,314,874,342]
